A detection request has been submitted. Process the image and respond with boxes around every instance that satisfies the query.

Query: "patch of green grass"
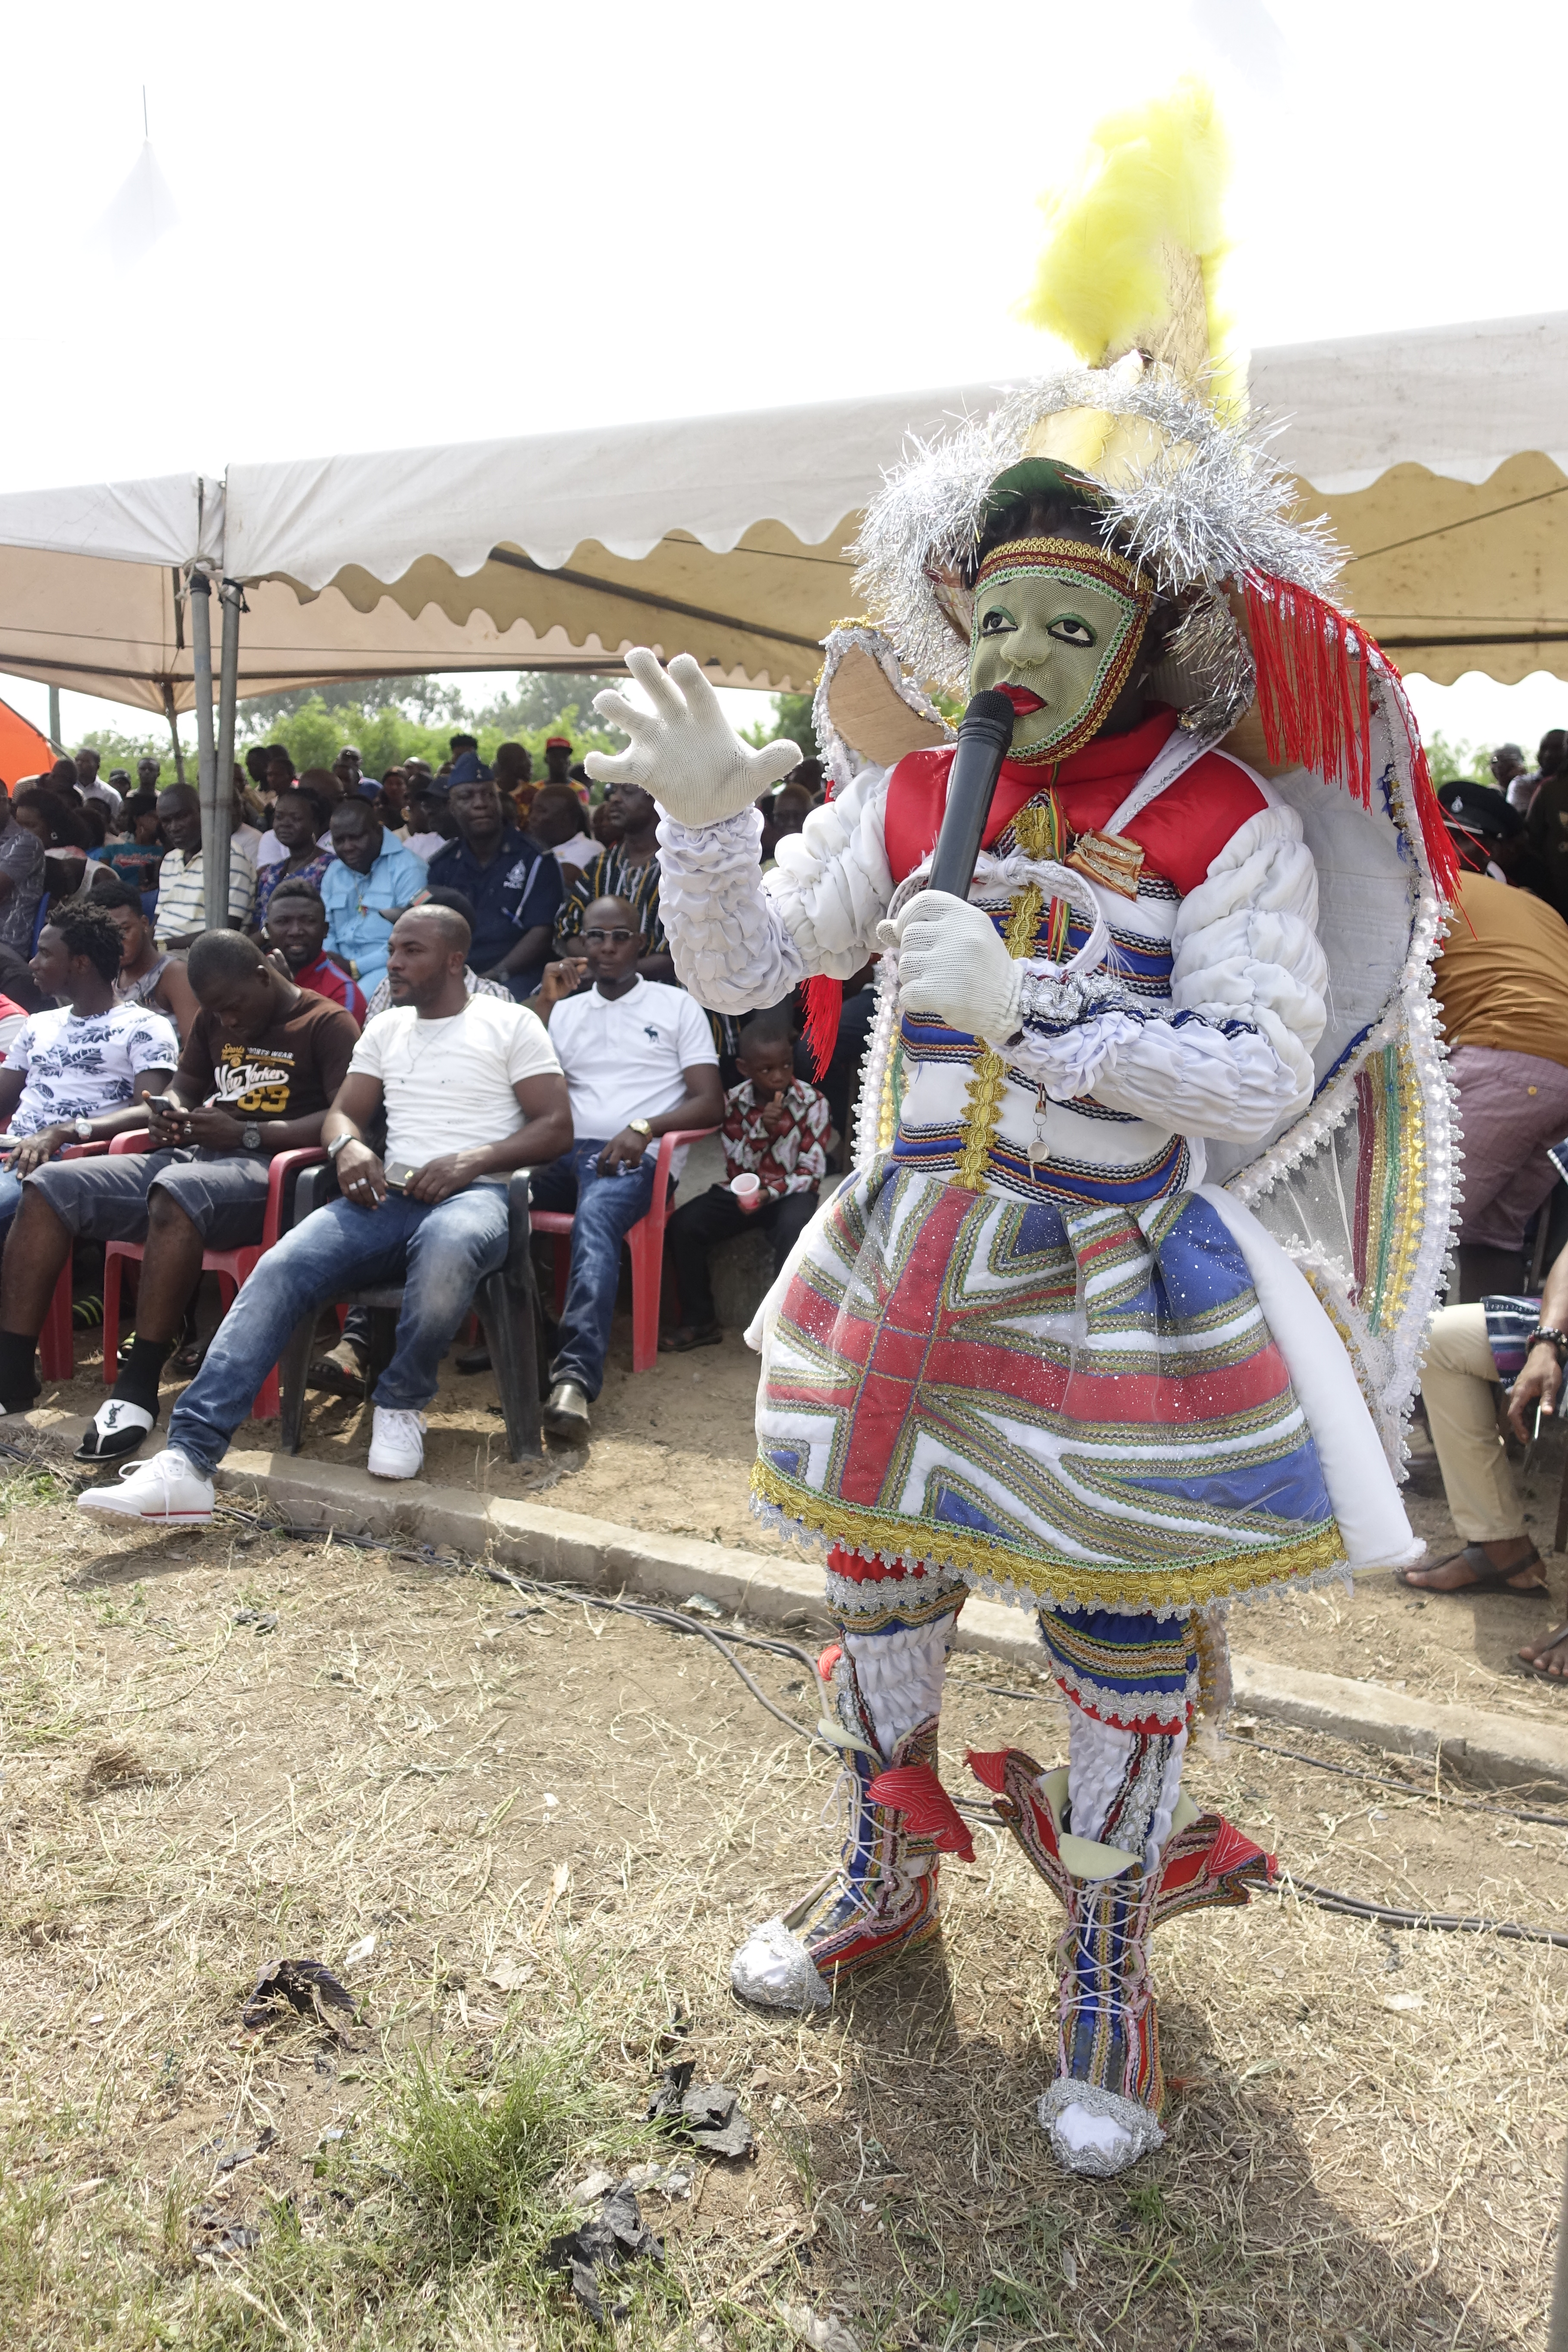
[0,1469,70,1516]
[91,1582,149,1631]
[112,2024,668,2352]
[384,2030,613,2270]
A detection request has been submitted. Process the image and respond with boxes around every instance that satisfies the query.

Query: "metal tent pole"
[46,687,61,754]
[189,570,221,931]
[211,579,242,926]
[161,683,186,787]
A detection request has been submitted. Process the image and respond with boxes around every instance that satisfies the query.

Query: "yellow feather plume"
[1017,79,1243,411]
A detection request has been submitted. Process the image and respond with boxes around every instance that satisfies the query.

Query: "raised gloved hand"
[878,889,1021,1044]
[586,648,802,829]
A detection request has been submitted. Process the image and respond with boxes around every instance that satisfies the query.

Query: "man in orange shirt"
[1430,859,1568,1299]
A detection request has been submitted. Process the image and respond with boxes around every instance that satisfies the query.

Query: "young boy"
[661,1008,829,1352]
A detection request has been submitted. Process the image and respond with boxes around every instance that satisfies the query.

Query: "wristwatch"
[628,1118,652,1141]
[241,1122,263,1153]
[72,1118,93,1140]
[325,1132,353,1159]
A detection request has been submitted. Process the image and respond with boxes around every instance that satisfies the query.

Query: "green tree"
[1424,731,1488,787]
[248,693,627,784]
[742,690,818,759]
[239,675,467,729]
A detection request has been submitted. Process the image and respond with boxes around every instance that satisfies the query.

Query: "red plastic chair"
[530,1126,717,1375]
[100,1132,326,1419]
[0,1118,109,1383]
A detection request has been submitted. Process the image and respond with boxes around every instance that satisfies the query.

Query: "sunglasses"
[583,926,636,944]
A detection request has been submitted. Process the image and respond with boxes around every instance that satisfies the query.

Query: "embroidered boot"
[731,1654,972,2013]
[969,1748,1274,2175]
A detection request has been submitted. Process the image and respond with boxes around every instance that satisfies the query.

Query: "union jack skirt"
[753,1162,1341,1619]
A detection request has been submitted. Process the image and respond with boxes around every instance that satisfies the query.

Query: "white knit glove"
[585,647,802,828]
[879,890,1022,1044]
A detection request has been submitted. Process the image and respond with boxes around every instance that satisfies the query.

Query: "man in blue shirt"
[427,775,562,999]
[320,797,429,992]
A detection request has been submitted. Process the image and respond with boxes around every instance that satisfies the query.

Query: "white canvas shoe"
[367,1406,426,1480]
[77,1447,214,1525]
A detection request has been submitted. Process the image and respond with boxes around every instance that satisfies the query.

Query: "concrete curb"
[26,1411,1568,1792]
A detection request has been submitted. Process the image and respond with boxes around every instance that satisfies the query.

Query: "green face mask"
[967,535,1155,763]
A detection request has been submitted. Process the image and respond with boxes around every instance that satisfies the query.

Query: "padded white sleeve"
[655,764,894,1010]
[1012,806,1329,1146]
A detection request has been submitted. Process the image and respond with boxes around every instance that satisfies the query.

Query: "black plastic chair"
[276,1163,544,1462]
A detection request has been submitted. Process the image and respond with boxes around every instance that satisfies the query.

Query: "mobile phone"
[149,1093,190,1124]
[383,1159,416,1192]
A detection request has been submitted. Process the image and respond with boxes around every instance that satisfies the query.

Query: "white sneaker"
[77,1447,214,1525]
[367,1406,426,1480]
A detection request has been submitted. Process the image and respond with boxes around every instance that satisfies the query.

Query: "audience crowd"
[0,726,833,1511]
[18,713,1568,1703]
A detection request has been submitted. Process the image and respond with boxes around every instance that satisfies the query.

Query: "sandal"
[658,1323,723,1354]
[74,1397,156,1463]
[1510,1623,1568,1682]
[1394,1543,1550,1598]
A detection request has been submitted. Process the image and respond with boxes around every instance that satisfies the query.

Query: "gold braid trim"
[1003,887,1044,957]
[753,1458,1346,1614]
[955,795,1064,1189]
[956,1049,1006,1190]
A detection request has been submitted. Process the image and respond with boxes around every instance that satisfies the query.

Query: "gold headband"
[973,534,1153,600]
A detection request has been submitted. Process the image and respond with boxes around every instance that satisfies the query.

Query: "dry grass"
[0,1448,1561,2349]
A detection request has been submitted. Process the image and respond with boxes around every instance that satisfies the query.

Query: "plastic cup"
[730,1173,764,1215]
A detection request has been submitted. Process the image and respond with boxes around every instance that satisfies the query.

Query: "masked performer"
[587,88,1457,2176]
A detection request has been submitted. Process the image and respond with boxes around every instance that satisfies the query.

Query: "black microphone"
[927,689,1016,898]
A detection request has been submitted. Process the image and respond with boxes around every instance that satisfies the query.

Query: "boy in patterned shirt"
[662,1008,828,1352]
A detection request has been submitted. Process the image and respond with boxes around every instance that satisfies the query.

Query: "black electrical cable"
[1282,1875,1568,1951]
[1241,1736,1568,1834]
[12,1434,1568,1945]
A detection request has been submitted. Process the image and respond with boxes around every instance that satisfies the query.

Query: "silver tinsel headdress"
[850,355,1348,738]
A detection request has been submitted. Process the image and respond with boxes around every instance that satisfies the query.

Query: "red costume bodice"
[881,707,1267,895]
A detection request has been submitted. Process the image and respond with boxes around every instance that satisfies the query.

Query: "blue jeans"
[167,1185,510,1473]
[532,1141,657,1399]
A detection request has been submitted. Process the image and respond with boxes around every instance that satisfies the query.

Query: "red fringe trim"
[802,973,843,1081]
[1242,573,1457,903]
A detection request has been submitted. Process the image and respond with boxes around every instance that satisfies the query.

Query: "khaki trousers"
[1421,1303,1523,1543]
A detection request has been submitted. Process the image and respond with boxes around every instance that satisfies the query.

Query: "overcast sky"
[3,0,1564,755]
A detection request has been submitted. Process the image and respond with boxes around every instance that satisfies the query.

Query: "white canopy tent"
[0,308,1565,919]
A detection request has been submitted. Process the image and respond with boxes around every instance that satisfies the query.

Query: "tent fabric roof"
[1,310,1565,710]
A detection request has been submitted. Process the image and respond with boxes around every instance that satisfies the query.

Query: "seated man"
[1397,1246,1568,1682]
[535,895,721,1440]
[153,786,257,946]
[0,929,358,1457]
[264,879,366,1022]
[426,773,562,999]
[319,795,429,995]
[359,888,512,1020]
[662,1008,829,1351]
[311,886,507,1395]
[0,904,180,1238]
[77,906,571,1519]
[92,875,201,1040]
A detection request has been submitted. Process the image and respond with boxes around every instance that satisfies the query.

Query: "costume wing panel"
[1209,680,1456,1468]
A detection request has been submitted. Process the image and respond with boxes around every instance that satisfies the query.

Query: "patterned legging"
[828,1548,1195,1869]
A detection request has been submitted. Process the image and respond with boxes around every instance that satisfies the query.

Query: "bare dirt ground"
[0,1443,1565,2349]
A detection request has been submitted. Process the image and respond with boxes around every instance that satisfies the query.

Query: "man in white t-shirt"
[0,903,179,1239]
[534,894,721,1440]
[81,905,572,1525]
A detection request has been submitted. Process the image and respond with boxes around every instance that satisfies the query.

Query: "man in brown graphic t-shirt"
[0,930,357,1459]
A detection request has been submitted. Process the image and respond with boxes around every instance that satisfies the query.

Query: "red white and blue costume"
[611,354,1457,2175]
